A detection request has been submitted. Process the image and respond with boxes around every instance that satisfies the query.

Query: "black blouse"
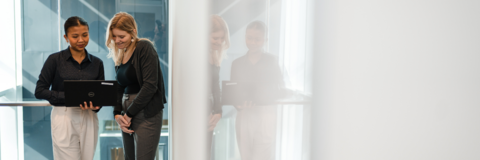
[35,47,105,108]
[116,53,141,94]
[229,52,284,105]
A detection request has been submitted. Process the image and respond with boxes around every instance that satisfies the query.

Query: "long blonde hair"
[210,15,230,66]
[106,12,151,66]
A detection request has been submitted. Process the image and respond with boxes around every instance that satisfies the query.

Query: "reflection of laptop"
[64,80,118,107]
[221,81,280,106]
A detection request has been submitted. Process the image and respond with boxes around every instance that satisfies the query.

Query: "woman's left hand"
[124,114,132,123]
[80,101,100,110]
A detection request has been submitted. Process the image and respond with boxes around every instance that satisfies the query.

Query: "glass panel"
[19,0,170,160]
[21,0,59,159]
[0,1,20,159]
[208,0,312,159]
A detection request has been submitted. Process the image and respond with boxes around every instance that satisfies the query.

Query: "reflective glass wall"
[20,0,169,160]
[171,0,313,159]
[208,0,312,159]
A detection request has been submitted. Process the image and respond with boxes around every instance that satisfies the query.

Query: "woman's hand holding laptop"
[79,101,100,110]
[235,101,255,110]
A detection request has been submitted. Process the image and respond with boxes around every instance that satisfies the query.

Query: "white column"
[311,0,337,159]
[171,0,210,160]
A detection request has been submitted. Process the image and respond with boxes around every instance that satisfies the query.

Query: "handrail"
[276,101,311,105]
[0,101,51,107]
[0,100,309,106]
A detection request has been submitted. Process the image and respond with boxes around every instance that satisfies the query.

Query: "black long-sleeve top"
[116,54,141,94]
[35,47,105,110]
[114,40,167,118]
[230,52,284,105]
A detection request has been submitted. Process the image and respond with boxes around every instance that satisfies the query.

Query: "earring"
[131,38,134,42]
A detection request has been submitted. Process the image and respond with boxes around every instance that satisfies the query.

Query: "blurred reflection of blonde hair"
[106,12,153,66]
[210,15,230,66]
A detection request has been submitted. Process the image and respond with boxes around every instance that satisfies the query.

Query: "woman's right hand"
[80,101,100,110]
[115,115,134,134]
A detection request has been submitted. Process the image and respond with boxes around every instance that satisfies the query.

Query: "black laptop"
[64,80,118,107]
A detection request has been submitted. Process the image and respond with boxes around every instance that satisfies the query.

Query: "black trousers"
[122,93,163,160]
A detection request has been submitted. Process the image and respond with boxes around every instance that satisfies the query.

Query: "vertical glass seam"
[168,0,174,159]
[58,0,61,51]
[14,0,24,159]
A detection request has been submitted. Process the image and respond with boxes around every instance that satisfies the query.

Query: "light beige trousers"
[235,105,277,160]
[51,107,99,160]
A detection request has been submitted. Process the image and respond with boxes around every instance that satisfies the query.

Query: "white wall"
[313,0,480,159]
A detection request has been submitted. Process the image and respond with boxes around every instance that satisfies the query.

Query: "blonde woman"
[207,15,230,159]
[106,12,166,160]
